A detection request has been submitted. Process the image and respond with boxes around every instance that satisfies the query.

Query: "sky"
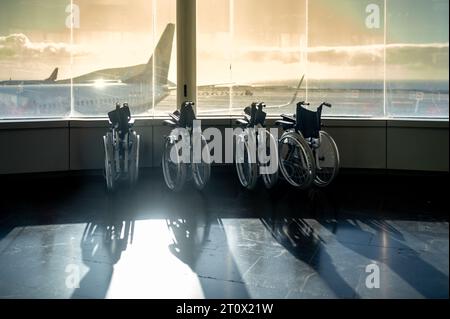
[0,0,448,83]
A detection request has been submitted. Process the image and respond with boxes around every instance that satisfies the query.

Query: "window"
[0,0,71,119]
[0,0,176,119]
[0,0,448,120]
[386,0,449,118]
[197,0,448,119]
[71,0,176,117]
[197,0,307,116]
[308,0,385,118]
[197,0,232,116]
[232,0,307,116]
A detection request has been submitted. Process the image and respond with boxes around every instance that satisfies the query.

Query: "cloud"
[224,43,449,69]
[0,33,89,59]
[239,49,301,64]
[309,43,449,67]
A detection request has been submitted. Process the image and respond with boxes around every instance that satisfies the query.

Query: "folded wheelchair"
[235,102,279,190]
[162,101,211,191]
[103,103,140,191]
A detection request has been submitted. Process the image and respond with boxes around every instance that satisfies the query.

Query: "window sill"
[0,115,448,130]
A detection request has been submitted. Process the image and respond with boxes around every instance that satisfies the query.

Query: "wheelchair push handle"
[241,102,267,127]
[297,101,310,106]
[244,102,259,116]
[246,102,266,111]
[321,102,332,108]
[180,101,195,112]
[109,102,132,126]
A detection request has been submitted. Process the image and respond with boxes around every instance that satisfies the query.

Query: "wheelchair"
[103,103,140,191]
[276,101,339,188]
[162,101,211,191]
[235,102,279,190]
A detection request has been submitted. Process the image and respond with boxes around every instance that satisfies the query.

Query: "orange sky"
[0,0,448,83]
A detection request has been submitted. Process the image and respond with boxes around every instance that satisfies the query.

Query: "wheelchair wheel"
[278,131,315,189]
[259,129,279,189]
[313,131,340,187]
[128,131,140,187]
[103,132,116,192]
[192,135,211,191]
[162,136,187,192]
[235,134,258,190]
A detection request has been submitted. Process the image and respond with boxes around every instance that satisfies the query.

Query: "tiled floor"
[0,169,448,299]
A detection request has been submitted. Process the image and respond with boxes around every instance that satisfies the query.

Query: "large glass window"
[386,0,449,118]
[197,0,232,116]
[0,0,71,119]
[197,0,307,116]
[0,0,448,120]
[71,0,176,117]
[307,0,385,118]
[0,0,176,119]
[232,0,307,116]
[196,0,448,119]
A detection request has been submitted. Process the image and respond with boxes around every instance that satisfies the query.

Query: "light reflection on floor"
[0,172,448,298]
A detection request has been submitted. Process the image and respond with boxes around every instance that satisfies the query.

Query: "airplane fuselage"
[0,80,55,86]
[0,82,170,118]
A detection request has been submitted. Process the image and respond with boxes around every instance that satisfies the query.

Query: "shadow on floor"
[164,189,250,298]
[260,186,448,298]
[71,189,135,299]
[0,169,447,298]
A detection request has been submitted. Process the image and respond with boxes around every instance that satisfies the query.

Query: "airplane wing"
[264,74,305,109]
[57,64,146,84]
[196,75,305,114]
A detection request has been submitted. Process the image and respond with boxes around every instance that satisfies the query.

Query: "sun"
[94,79,106,88]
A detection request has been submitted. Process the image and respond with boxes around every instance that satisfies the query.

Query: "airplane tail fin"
[46,68,58,82]
[124,23,175,84]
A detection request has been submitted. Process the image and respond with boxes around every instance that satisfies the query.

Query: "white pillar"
[176,0,197,111]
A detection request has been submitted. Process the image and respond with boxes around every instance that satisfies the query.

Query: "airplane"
[0,68,58,86]
[0,23,175,118]
[197,75,305,115]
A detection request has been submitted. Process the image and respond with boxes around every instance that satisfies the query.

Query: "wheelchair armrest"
[275,120,295,129]
[235,119,249,126]
[128,119,135,126]
[281,114,296,122]
[163,119,177,127]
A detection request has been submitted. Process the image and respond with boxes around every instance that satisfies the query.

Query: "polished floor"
[0,169,448,299]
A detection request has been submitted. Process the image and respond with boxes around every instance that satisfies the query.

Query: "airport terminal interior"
[0,0,448,300]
